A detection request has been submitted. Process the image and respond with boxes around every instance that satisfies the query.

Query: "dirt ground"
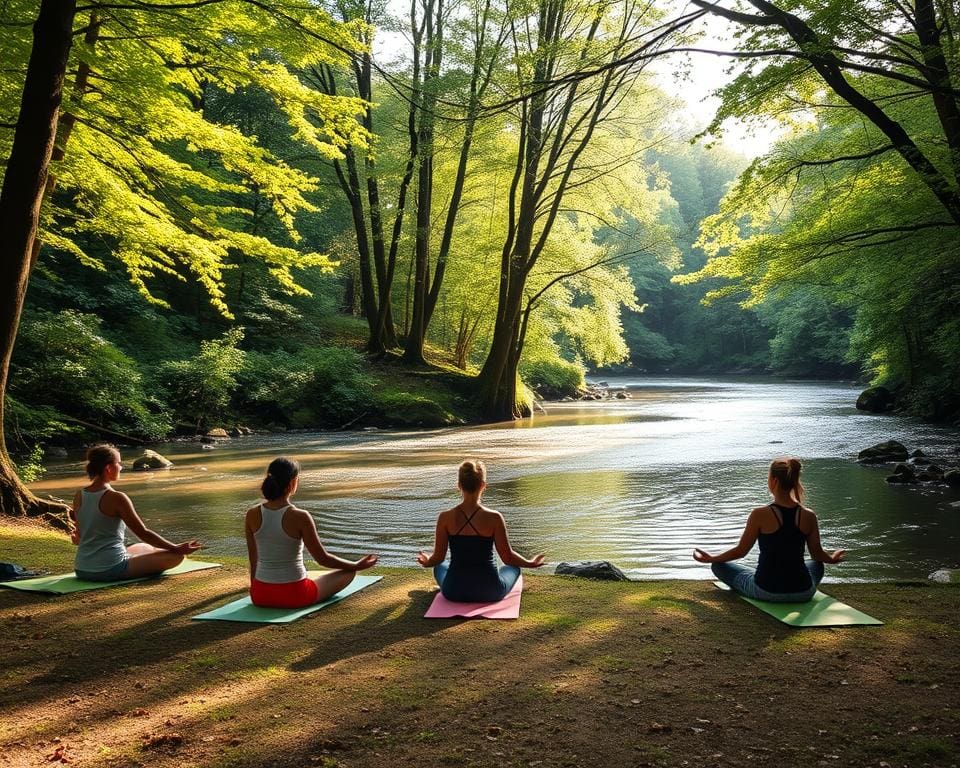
[1,517,958,768]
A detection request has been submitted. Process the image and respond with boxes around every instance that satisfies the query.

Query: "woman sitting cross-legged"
[693,456,845,603]
[245,457,379,609]
[71,443,203,581]
[417,459,545,602]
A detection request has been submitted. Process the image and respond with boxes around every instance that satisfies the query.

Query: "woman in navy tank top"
[692,457,846,602]
[417,460,545,602]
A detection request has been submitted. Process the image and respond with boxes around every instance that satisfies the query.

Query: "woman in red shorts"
[245,457,378,608]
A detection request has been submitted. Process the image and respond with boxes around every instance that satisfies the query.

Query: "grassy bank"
[1,519,958,768]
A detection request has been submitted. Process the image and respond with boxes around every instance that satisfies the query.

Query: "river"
[30,377,960,581]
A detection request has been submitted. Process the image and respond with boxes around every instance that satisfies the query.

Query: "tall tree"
[0,0,364,518]
[476,0,680,419]
[0,0,77,524]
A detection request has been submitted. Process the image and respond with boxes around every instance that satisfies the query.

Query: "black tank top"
[754,504,812,593]
[441,509,503,602]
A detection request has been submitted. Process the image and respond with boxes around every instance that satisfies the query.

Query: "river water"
[30,377,960,581]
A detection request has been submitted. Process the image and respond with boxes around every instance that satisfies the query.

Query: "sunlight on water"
[32,377,960,580]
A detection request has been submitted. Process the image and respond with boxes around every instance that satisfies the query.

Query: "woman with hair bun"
[693,457,846,602]
[70,444,202,581]
[245,457,379,608]
[417,459,545,602]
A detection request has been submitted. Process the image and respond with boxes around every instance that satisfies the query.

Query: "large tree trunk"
[0,0,77,528]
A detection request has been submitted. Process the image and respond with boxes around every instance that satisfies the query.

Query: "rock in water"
[857,440,908,463]
[944,470,960,487]
[132,450,173,471]
[205,428,230,439]
[886,463,917,484]
[555,561,630,581]
[855,386,894,413]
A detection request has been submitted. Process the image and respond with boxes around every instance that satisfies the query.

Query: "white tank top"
[74,489,128,572]
[253,505,308,583]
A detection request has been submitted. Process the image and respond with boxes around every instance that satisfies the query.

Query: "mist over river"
[31,377,960,581]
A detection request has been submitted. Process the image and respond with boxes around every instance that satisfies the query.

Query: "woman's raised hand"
[415,550,431,567]
[692,548,714,563]
[829,549,847,564]
[529,553,547,568]
[176,540,203,555]
[354,554,379,571]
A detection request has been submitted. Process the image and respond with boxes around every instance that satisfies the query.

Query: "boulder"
[886,463,916,484]
[855,386,894,413]
[555,561,630,581]
[858,440,909,463]
[944,470,960,487]
[614,391,629,400]
[910,449,926,458]
[132,450,173,471]
[205,428,230,439]
[929,569,960,584]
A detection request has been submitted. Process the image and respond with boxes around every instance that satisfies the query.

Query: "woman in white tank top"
[245,457,379,609]
[70,444,203,581]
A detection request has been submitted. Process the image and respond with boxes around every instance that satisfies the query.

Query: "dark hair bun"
[261,457,301,500]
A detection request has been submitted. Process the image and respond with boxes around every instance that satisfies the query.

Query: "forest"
[1,0,958,516]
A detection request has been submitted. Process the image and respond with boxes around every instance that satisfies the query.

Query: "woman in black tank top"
[692,457,846,603]
[416,460,546,602]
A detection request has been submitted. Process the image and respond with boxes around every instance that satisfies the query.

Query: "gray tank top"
[253,505,308,583]
[74,489,128,572]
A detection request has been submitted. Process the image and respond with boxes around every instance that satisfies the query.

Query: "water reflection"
[31,377,960,580]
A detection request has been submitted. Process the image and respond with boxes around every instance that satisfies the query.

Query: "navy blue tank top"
[754,504,812,593]
[440,511,506,602]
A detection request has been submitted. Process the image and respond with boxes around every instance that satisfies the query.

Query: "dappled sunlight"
[2,538,959,767]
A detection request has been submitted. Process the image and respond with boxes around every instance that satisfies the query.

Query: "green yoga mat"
[0,559,221,595]
[714,582,882,627]
[192,574,383,624]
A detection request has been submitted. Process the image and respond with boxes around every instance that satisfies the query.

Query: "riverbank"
[2,519,958,768]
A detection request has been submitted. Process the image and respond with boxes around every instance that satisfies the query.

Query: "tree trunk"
[0,0,77,528]
[404,0,444,365]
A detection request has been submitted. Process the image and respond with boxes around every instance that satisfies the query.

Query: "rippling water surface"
[31,377,960,580]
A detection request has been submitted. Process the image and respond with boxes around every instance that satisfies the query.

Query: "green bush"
[13,445,46,483]
[9,310,171,442]
[237,346,373,428]
[520,357,586,399]
[157,328,246,431]
[375,391,458,427]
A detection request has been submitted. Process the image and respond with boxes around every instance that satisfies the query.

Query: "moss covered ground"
[1,518,958,768]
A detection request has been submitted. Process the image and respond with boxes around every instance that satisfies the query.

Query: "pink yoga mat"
[424,575,523,619]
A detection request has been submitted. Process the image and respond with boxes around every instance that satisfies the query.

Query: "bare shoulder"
[749,505,772,518]
[103,488,133,512]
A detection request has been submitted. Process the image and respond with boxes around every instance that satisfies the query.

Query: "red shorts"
[250,577,319,609]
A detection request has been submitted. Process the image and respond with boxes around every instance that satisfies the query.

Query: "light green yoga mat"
[192,574,383,624]
[0,559,221,595]
[714,582,882,627]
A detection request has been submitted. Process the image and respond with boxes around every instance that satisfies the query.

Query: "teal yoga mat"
[0,559,221,594]
[714,582,883,627]
[192,574,383,623]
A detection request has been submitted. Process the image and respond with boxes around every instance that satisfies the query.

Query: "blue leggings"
[434,562,521,602]
[712,560,824,603]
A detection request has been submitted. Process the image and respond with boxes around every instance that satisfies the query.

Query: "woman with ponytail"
[70,444,202,581]
[417,460,545,602]
[245,457,379,608]
[692,457,845,602]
